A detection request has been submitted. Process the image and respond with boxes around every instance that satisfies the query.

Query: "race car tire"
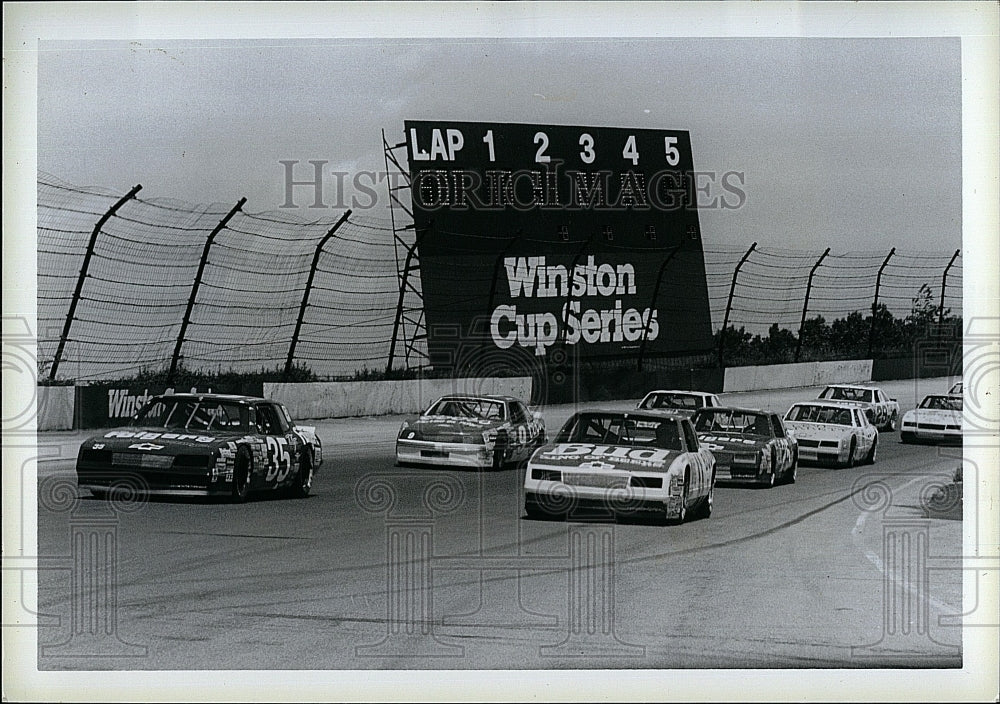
[90,488,108,499]
[524,497,563,521]
[901,431,915,444]
[289,450,313,499]
[845,438,858,469]
[694,473,714,519]
[864,438,878,465]
[231,447,252,503]
[667,470,690,525]
[786,452,798,484]
[885,412,898,433]
[491,431,509,471]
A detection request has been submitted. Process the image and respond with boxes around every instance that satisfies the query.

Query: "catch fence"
[37,172,962,381]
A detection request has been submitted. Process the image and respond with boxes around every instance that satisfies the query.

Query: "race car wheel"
[667,470,690,525]
[231,447,252,503]
[90,488,108,499]
[901,431,915,444]
[491,431,509,471]
[290,450,313,499]
[695,474,714,519]
[864,438,878,465]
[787,452,798,484]
[885,412,898,433]
[845,438,858,469]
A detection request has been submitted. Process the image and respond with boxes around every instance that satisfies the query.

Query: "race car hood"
[903,408,962,424]
[406,415,504,438]
[528,442,681,472]
[82,427,241,455]
[783,421,854,441]
[696,432,769,453]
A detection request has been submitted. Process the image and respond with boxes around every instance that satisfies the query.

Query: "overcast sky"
[37,36,961,253]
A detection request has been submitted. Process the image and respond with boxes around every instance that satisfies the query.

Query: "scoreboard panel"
[404,120,714,366]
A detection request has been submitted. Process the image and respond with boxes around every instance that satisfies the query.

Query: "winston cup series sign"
[405,120,714,364]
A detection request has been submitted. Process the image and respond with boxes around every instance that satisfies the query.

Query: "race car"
[523,410,715,523]
[691,407,798,486]
[635,389,723,417]
[783,400,878,468]
[816,384,900,431]
[948,380,963,395]
[76,393,322,501]
[900,394,963,444]
[395,394,545,470]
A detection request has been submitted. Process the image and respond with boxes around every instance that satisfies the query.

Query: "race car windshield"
[821,387,874,403]
[919,396,962,411]
[693,409,771,436]
[132,399,249,432]
[639,393,703,410]
[786,405,853,426]
[426,398,505,421]
[555,413,684,451]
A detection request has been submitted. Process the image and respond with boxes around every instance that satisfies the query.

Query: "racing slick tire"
[694,473,714,519]
[845,438,858,469]
[289,450,314,499]
[900,431,915,444]
[231,446,252,503]
[786,452,798,484]
[666,470,690,525]
[864,438,878,465]
[885,412,898,433]
[90,488,108,499]
[491,431,509,471]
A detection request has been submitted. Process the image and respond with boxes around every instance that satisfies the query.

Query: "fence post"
[939,249,960,326]
[49,184,142,381]
[284,209,352,378]
[168,197,246,383]
[867,248,896,359]
[717,241,757,369]
[636,246,681,372]
[559,231,599,345]
[386,222,429,375]
[794,247,831,363]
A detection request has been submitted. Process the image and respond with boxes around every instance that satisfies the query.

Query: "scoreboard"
[404,120,714,366]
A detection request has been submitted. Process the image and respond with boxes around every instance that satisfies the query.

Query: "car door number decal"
[264,436,292,482]
[516,425,528,445]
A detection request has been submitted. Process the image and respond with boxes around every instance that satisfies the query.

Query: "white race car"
[783,400,878,468]
[396,395,545,470]
[901,394,962,444]
[635,389,723,418]
[948,380,963,395]
[816,384,900,431]
[523,410,716,524]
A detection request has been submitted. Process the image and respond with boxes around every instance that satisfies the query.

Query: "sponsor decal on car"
[127,442,164,451]
[104,430,216,443]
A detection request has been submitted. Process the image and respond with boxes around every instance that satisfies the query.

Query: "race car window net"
[132,399,249,432]
[693,409,771,436]
[919,396,962,411]
[427,398,505,421]
[786,405,853,426]
[556,413,683,451]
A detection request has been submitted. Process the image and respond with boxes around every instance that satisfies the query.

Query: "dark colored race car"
[76,393,322,501]
[691,406,798,487]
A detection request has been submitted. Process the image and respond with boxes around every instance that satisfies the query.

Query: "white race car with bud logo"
[396,395,545,470]
[900,394,963,444]
[783,400,878,468]
[76,394,322,501]
[523,410,715,523]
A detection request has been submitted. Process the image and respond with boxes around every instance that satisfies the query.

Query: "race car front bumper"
[396,438,494,469]
[523,466,683,519]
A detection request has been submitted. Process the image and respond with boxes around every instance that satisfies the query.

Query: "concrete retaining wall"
[723,359,873,393]
[264,376,534,420]
[37,386,75,431]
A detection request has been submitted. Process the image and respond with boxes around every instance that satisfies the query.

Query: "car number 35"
[264,436,292,482]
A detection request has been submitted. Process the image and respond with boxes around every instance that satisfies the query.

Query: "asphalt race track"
[34,378,964,670]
